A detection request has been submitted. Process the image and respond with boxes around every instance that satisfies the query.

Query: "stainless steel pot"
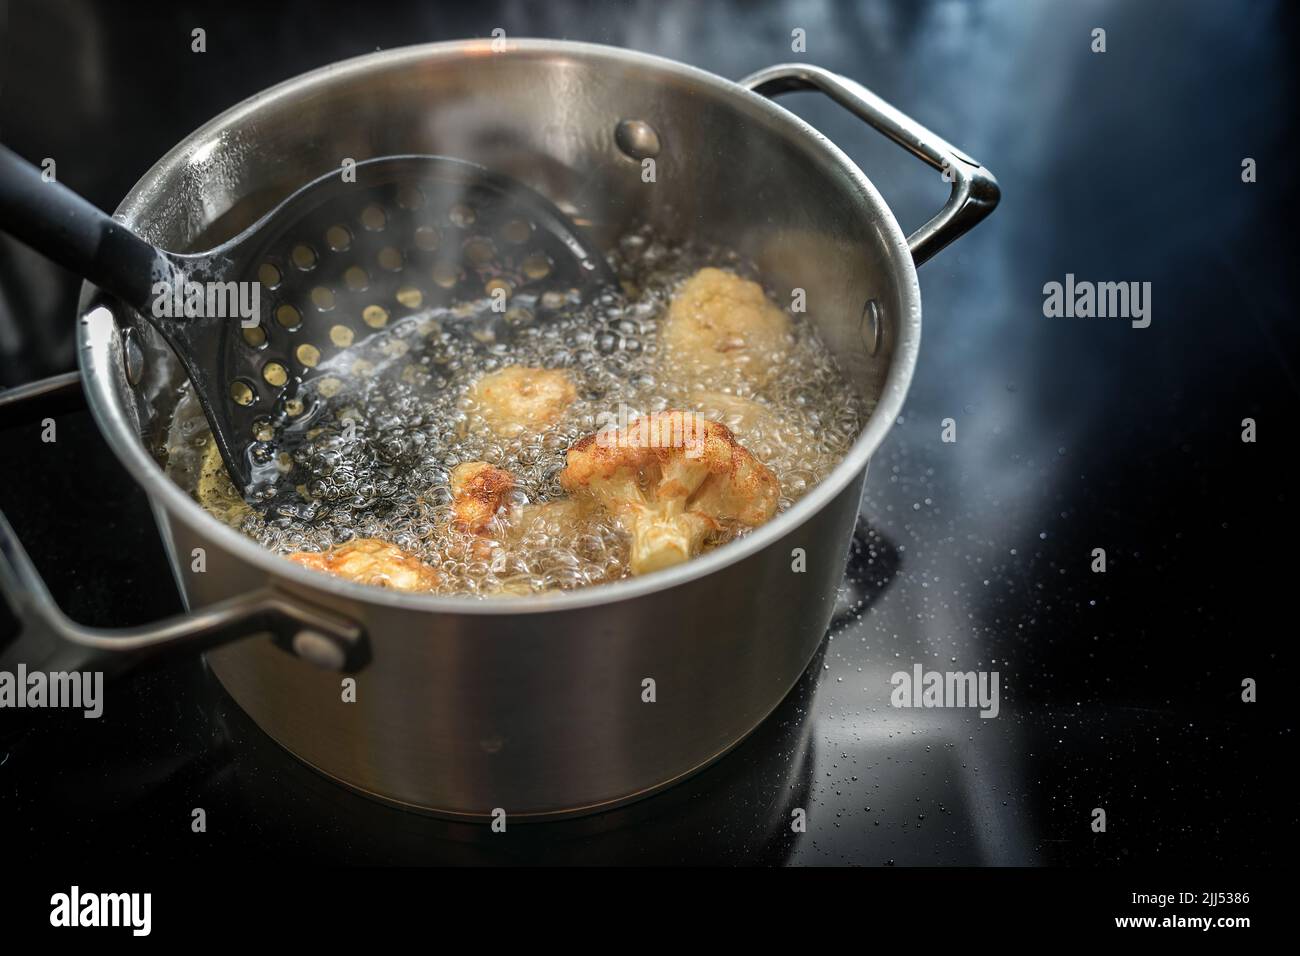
[0,40,997,819]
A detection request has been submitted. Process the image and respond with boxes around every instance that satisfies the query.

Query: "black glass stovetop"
[0,0,1290,866]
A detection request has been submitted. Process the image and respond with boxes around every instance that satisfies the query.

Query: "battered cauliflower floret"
[689,390,777,444]
[195,438,251,526]
[500,498,596,547]
[466,365,576,437]
[662,268,792,388]
[450,461,516,532]
[559,411,780,575]
[466,498,598,594]
[287,538,440,591]
[514,498,589,530]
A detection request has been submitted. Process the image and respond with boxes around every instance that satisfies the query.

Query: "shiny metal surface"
[740,64,1000,266]
[68,40,994,816]
[0,512,366,679]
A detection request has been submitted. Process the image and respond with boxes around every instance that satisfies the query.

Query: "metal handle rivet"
[861,299,882,357]
[614,119,661,161]
[123,327,145,386]
[291,629,347,670]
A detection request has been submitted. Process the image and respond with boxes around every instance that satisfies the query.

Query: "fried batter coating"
[450,461,516,532]
[287,538,440,591]
[559,410,780,575]
[467,365,576,437]
[662,268,792,387]
[689,390,777,444]
[195,438,251,526]
[512,498,590,533]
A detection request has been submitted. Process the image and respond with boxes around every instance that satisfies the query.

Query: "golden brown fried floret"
[559,411,780,575]
[287,538,440,591]
[466,365,576,437]
[662,268,792,387]
[450,461,516,532]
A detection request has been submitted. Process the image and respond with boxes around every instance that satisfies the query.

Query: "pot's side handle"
[0,508,369,677]
[739,64,1000,266]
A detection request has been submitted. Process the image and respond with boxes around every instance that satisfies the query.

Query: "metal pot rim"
[77,38,921,617]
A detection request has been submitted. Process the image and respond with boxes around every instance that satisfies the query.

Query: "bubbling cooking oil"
[165,226,870,595]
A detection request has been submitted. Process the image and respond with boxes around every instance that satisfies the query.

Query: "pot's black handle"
[0,144,167,312]
[739,64,1000,266]
[0,507,369,677]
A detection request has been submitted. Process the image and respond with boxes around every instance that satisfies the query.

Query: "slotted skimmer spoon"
[0,145,616,490]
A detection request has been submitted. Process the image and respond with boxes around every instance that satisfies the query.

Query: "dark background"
[0,0,1293,866]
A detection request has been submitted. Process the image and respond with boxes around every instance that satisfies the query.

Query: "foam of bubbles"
[165,225,869,595]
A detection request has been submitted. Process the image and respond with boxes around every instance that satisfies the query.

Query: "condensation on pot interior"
[163,225,872,596]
